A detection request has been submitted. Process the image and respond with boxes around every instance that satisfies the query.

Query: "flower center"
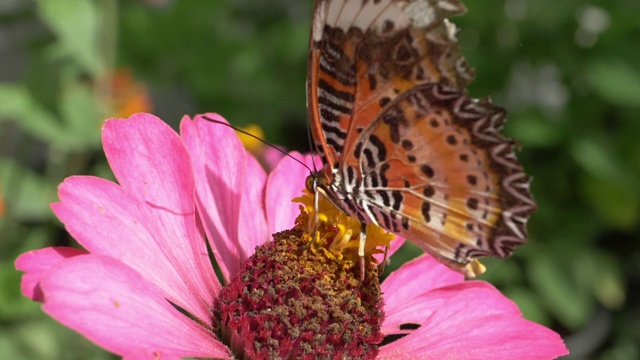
[212,191,387,359]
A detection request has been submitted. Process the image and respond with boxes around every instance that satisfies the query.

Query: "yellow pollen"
[292,189,394,268]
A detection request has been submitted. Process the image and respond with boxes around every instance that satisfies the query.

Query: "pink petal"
[265,152,317,234]
[122,350,181,360]
[379,282,569,359]
[122,349,181,360]
[103,114,198,247]
[41,254,230,359]
[381,255,464,334]
[103,113,219,321]
[237,149,269,256]
[180,114,254,281]
[51,175,218,322]
[262,145,287,171]
[15,247,86,301]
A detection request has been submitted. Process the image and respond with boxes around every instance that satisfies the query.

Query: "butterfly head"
[304,172,317,195]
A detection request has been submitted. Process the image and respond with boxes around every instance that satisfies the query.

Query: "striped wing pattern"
[307,0,536,276]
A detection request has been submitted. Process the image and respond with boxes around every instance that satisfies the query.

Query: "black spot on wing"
[379,97,391,108]
[446,134,457,145]
[381,108,409,144]
[421,202,431,222]
[423,185,435,197]
[467,197,479,210]
[466,175,477,186]
[421,164,434,178]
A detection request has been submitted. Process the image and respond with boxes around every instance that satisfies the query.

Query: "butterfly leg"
[308,175,321,243]
[313,179,320,227]
[378,245,389,274]
[359,223,366,281]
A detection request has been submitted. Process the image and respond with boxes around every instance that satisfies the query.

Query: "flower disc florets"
[212,190,390,359]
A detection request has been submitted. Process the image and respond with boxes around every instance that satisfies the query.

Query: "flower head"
[15,113,569,359]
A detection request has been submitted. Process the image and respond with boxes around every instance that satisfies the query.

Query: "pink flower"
[16,113,568,359]
[379,255,568,359]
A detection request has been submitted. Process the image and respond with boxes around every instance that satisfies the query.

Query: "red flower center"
[212,228,384,359]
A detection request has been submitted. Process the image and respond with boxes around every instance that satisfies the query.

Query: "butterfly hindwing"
[351,84,536,273]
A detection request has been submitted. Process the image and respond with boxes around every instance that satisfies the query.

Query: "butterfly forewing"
[308,0,472,172]
[307,0,537,276]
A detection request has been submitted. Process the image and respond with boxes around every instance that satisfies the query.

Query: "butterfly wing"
[308,0,473,174]
[308,0,536,276]
[352,84,536,275]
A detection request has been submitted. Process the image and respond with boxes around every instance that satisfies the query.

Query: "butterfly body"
[307,0,536,277]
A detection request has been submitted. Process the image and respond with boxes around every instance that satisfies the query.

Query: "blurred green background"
[1,0,639,359]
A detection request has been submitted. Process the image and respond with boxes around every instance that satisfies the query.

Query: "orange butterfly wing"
[308,0,473,171]
[307,0,536,276]
[353,84,536,275]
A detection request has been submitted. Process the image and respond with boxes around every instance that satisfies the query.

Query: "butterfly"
[305,0,536,277]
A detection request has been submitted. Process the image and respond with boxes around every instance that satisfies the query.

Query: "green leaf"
[503,287,551,326]
[581,174,639,230]
[0,83,101,151]
[0,159,58,222]
[0,335,26,360]
[59,82,102,149]
[36,0,103,75]
[0,229,49,319]
[599,340,640,360]
[476,257,524,286]
[506,114,562,148]
[0,84,69,146]
[571,136,639,229]
[570,137,634,189]
[574,250,626,310]
[587,60,640,108]
[528,254,594,330]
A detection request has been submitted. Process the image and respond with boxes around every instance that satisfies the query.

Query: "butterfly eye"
[305,175,315,193]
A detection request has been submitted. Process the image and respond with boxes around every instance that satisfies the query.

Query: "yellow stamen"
[293,189,395,269]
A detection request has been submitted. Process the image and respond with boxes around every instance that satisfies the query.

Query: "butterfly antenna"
[201,115,313,173]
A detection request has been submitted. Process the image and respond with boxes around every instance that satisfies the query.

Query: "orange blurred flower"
[110,68,152,118]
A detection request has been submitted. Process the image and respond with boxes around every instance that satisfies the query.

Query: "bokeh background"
[1,0,639,359]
